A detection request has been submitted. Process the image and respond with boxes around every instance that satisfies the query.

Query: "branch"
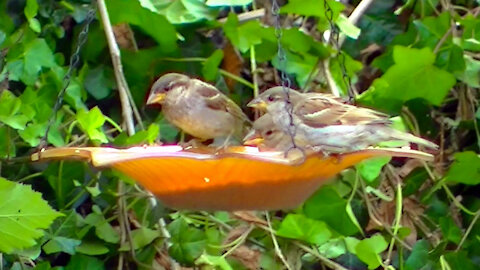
[97,0,135,136]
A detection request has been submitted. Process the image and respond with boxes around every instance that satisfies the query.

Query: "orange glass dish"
[31,146,433,211]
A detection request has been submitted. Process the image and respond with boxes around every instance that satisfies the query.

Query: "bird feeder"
[31,146,433,211]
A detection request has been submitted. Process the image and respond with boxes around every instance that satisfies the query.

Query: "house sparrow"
[243,113,296,151]
[246,87,438,153]
[248,86,390,126]
[146,73,250,143]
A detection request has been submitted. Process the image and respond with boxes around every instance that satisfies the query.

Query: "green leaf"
[457,55,480,87]
[356,157,391,183]
[65,254,105,270]
[329,53,363,96]
[354,234,388,269]
[276,214,331,245]
[0,177,63,253]
[0,90,30,130]
[25,0,40,33]
[318,238,347,258]
[43,236,81,255]
[140,0,216,24]
[76,107,108,143]
[0,126,15,158]
[272,50,318,88]
[358,46,456,113]
[84,65,115,100]
[206,0,252,6]
[168,218,206,265]
[304,186,359,236]
[75,241,109,255]
[336,14,361,39]
[223,13,275,53]
[22,39,57,85]
[446,151,480,185]
[107,0,177,52]
[439,217,462,244]
[405,240,429,270]
[202,49,224,81]
[443,251,476,270]
[84,209,120,244]
[280,0,344,22]
[119,227,161,251]
[196,254,233,270]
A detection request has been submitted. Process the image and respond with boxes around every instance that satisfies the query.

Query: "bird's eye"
[265,130,273,136]
[267,95,275,102]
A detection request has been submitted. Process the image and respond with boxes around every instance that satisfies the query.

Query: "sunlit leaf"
[0,178,63,253]
[358,46,456,113]
[277,214,332,245]
[446,151,480,185]
[354,234,388,269]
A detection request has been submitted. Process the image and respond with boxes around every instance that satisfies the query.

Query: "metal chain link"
[271,0,299,154]
[40,6,97,149]
[324,0,355,102]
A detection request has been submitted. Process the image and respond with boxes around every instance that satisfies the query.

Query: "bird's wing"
[194,80,250,123]
[296,96,390,127]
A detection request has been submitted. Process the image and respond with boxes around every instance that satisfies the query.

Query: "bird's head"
[146,73,190,105]
[243,114,286,149]
[247,87,302,110]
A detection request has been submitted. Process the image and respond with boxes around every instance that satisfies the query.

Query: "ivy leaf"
[84,65,115,100]
[336,14,361,39]
[354,234,388,269]
[65,254,105,270]
[223,13,275,53]
[303,186,359,236]
[24,0,40,33]
[405,240,429,270]
[272,50,318,88]
[280,0,344,21]
[0,91,30,130]
[75,241,109,256]
[446,151,480,185]
[276,214,331,245]
[0,126,15,158]
[141,0,217,24]
[356,157,391,183]
[76,107,108,144]
[196,254,233,270]
[206,0,252,6]
[202,49,224,81]
[168,218,206,265]
[84,207,120,244]
[43,236,81,255]
[119,227,161,251]
[457,55,480,87]
[0,177,63,253]
[22,39,57,85]
[358,46,456,113]
[107,0,177,52]
[439,217,462,244]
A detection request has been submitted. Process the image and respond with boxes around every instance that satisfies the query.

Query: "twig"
[323,59,341,97]
[338,0,376,47]
[218,8,265,23]
[456,210,480,252]
[265,211,292,270]
[97,0,135,136]
[295,243,349,270]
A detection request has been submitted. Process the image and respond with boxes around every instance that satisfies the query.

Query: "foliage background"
[1,0,480,269]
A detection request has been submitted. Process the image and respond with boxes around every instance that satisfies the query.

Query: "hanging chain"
[271,0,299,153]
[324,0,355,102]
[40,6,97,149]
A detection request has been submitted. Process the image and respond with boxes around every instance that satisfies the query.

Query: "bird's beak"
[247,97,268,110]
[146,93,166,105]
[243,129,264,146]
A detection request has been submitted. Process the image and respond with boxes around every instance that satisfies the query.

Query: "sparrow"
[246,87,438,153]
[243,113,296,152]
[248,86,390,127]
[146,73,250,143]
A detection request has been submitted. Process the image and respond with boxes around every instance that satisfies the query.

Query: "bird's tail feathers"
[387,129,438,149]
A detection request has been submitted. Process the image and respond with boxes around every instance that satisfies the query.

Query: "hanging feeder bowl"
[31,146,433,211]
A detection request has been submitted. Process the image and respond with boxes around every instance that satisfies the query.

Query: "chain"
[324,0,355,102]
[271,0,299,154]
[40,6,97,149]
